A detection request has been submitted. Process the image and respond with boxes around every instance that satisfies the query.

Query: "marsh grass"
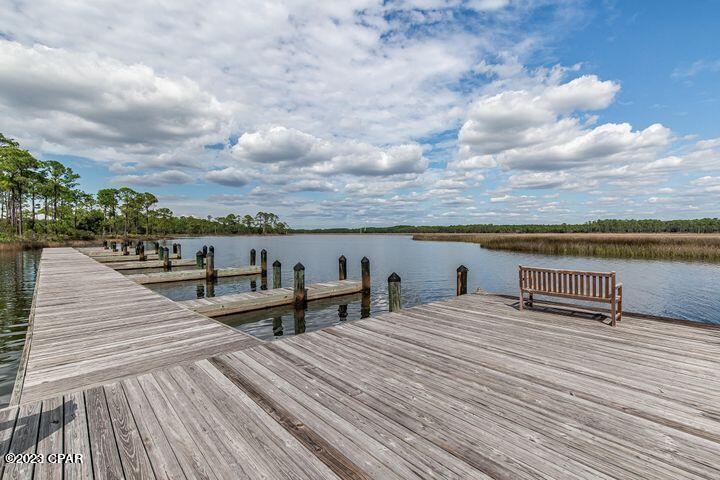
[413,233,720,262]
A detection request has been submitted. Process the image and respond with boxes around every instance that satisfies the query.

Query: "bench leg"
[610,299,616,327]
[616,285,623,323]
[519,291,524,310]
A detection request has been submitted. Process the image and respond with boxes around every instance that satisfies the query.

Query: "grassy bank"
[413,233,720,262]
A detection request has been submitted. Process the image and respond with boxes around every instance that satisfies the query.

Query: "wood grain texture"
[14,248,261,404]
[179,280,362,317]
[4,280,720,479]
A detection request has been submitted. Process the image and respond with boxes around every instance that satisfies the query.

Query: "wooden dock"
[109,258,198,270]
[127,266,261,284]
[4,248,720,479]
[11,248,260,405]
[179,280,363,316]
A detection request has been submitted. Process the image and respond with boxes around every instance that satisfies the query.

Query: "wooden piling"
[361,257,371,293]
[457,265,468,296]
[139,244,146,261]
[158,246,164,261]
[294,263,306,308]
[176,244,182,259]
[388,272,401,312]
[172,243,178,254]
[202,245,208,258]
[163,247,172,271]
[111,241,117,252]
[273,260,282,289]
[339,255,347,281]
[122,242,129,256]
[206,249,216,279]
[260,249,267,278]
[103,240,108,249]
[196,251,204,268]
[250,249,256,266]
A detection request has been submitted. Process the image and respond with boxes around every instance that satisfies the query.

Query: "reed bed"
[413,233,720,262]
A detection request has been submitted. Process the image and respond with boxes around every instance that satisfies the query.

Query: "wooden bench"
[519,266,623,326]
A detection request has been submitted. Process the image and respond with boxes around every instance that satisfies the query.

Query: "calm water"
[1,234,719,404]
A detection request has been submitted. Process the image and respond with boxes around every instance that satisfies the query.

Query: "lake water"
[1,234,719,405]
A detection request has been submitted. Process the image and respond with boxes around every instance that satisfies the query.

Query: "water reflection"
[216,292,374,341]
[0,249,40,406]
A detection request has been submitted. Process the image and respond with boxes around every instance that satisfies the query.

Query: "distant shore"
[412,232,720,262]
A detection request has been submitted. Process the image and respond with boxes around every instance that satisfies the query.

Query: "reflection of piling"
[205,249,215,279]
[250,280,257,292]
[339,255,347,280]
[206,279,215,298]
[260,249,267,290]
[196,251,204,268]
[196,284,204,298]
[294,263,306,308]
[361,291,371,319]
[272,317,284,336]
[338,304,348,321]
[361,257,370,293]
[273,260,282,289]
[250,249,256,266]
[457,265,468,296]
[294,308,306,335]
[388,273,401,312]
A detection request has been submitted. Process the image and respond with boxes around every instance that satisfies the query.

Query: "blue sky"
[1,0,719,227]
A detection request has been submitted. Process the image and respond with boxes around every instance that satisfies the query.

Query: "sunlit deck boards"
[13,248,260,405]
[126,266,261,284]
[109,258,198,270]
[5,292,720,478]
[179,280,363,317]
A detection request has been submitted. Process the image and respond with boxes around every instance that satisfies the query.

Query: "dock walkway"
[4,262,720,479]
[12,248,260,405]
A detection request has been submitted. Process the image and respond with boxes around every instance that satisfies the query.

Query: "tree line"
[0,134,288,239]
[295,219,720,235]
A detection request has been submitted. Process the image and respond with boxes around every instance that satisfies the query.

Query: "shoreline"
[412,232,720,263]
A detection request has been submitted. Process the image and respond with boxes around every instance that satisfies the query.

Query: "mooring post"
[457,265,468,296]
[196,250,204,268]
[172,243,178,254]
[122,242,129,256]
[206,249,216,279]
[339,255,347,281]
[202,245,208,258]
[158,246,164,261]
[176,244,182,259]
[272,260,282,289]
[111,241,117,252]
[388,273,401,312]
[103,240,108,249]
[261,249,267,277]
[163,247,172,271]
[139,243,146,261]
[250,249,256,266]
[209,245,214,255]
[361,257,371,293]
[294,263,306,308]
[154,241,159,253]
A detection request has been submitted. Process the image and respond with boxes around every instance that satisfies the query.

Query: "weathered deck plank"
[8,255,720,479]
[178,280,363,317]
[127,266,261,285]
[13,248,261,404]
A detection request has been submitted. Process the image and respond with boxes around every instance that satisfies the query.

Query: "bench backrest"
[519,266,616,300]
